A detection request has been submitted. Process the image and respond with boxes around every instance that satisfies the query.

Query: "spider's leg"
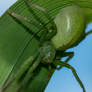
[8,9,56,41]
[85,30,92,37]
[55,51,74,69]
[25,0,57,40]
[17,55,42,92]
[7,9,41,40]
[25,0,48,30]
[7,9,56,42]
[25,0,46,12]
[7,9,41,29]
[25,0,53,24]
[0,51,39,92]
[53,60,86,92]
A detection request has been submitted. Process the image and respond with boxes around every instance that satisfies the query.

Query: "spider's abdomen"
[51,5,85,50]
[39,41,56,64]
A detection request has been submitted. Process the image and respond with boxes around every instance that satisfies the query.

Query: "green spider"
[1,0,92,92]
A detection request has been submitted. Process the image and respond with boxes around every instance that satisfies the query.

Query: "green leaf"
[0,0,92,92]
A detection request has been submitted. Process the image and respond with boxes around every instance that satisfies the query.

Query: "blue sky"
[0,1,92,92]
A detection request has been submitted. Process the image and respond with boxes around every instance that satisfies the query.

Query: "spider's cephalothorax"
[2,0,92,92]
[39,41,56,64]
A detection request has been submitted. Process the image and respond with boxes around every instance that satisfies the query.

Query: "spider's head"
[39,41,56,64]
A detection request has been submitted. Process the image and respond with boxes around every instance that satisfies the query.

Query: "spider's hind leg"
[55,51,74,69]
[53,60,86,92]
[85,30,92,37]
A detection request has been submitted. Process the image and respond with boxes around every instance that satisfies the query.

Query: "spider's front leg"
[7,9,57,42]
[25,0,46,12]
[24,0,57,41]
[53,60,86,92]
[7,9,42,41]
